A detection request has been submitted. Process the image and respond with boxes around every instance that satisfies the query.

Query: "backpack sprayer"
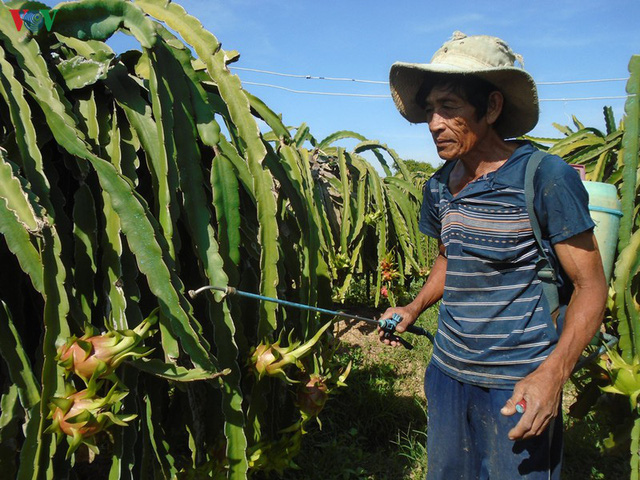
[188,285,434,350]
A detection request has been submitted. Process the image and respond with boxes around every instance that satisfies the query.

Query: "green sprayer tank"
[582,181,623,283]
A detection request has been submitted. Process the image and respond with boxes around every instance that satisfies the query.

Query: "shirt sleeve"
[534,155,595,244]
[418,176,442,239]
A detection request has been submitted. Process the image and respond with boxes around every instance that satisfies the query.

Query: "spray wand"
[188,285,434,350]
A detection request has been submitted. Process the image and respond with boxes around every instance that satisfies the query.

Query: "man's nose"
[428,112,445,134]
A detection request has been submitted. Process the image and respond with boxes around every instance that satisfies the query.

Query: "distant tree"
[399,159,439,177]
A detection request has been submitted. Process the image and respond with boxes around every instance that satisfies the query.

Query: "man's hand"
[500,365,564,440]
[502,231,607,441]
[377,306,419,347]
[377,240,447,347]
[501,231,607,440]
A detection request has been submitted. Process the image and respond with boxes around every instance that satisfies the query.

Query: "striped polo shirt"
[419,143,595,389]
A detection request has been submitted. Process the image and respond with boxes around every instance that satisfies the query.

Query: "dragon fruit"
[57,312,156,384]
[46,385,136,458]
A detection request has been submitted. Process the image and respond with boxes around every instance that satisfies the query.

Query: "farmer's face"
[424,86,490,161]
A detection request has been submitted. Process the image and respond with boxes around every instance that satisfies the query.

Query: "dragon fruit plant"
[246,351,351,473]
[0,0,429,476]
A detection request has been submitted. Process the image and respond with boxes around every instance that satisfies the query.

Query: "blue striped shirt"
[420,143,595,388]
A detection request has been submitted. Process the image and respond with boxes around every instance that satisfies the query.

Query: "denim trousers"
[424,362,563,480]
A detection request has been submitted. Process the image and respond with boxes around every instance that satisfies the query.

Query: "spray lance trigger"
[378,313,402,333]
[378,313,413,350]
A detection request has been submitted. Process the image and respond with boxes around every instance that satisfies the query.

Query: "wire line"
[242,81,632,102]
[541,96,631,102]
[242,81,390,98]
[232,66,388,84]
[537,78,628,85]
[231,66,628,86]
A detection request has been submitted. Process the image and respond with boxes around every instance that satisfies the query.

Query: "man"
[381,32,608,479]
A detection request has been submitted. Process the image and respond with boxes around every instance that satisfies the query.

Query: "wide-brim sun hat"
[389,31,539,139]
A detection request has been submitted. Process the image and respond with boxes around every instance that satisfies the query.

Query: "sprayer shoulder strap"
[525,151,560,314]
[436,160,457,200]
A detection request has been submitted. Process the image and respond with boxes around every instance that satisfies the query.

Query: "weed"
[394,427,428,480]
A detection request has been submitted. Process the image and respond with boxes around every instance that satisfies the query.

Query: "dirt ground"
[333,319,428,400]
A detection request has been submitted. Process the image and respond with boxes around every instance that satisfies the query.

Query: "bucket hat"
[389,31,539,138]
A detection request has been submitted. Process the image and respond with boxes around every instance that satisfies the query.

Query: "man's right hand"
[377,305,419,347]
[377,240,447,347]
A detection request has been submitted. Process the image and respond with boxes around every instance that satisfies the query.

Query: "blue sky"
[115,0,639,168]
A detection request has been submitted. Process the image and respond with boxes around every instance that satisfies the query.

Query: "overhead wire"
[540,96,630,102]
[241,81,631,102]
[232,67,632,102]
[232,66,388,84]
[231,66,627,86]
[537,78,628,85]
[241,81,390,98]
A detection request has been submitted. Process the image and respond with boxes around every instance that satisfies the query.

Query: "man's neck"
[449,138,521,196]
[459,138,520,179]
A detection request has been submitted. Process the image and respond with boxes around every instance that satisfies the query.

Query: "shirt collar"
[435,141,536,200]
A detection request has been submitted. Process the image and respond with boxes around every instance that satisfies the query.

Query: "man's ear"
[486,91,504,126]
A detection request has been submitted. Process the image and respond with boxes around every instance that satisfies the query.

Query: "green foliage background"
[0,1,433,478]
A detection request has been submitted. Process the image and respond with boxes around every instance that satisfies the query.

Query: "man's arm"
[379,240,447,346]
[501,230,608,439]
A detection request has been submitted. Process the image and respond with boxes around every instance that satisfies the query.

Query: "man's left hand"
[500,365,564,440]
[501,231,607,441]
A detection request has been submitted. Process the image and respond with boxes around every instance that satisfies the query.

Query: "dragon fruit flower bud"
[600,349,640,409]
[252,343,278,377]
[249,321,332,381]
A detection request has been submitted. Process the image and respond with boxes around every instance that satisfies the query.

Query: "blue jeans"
[424,363,563,480]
